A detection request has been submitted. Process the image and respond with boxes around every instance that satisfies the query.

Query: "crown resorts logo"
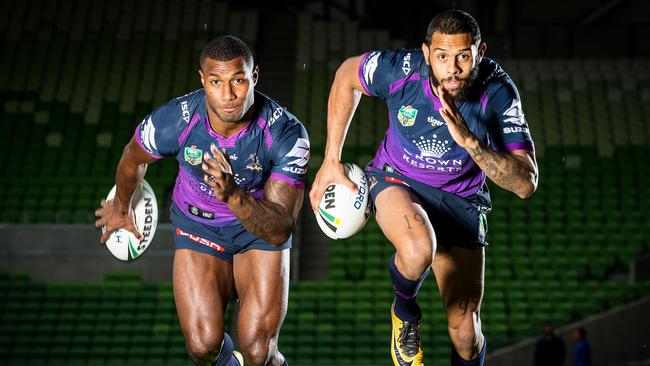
[412,134,452,158]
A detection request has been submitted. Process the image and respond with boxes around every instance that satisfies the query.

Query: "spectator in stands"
[535,323,566,366]
[573,327,591,366]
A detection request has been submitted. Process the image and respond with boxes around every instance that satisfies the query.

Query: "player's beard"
[429,64,480,102]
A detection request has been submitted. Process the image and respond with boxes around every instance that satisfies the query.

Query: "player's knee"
[185,329,224,363]
[396,240,433,277]
[239,334,274,366]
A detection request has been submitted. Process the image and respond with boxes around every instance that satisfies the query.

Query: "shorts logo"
[187,204,214,220]
[369,176,378,191]
[184,145,203,165]
[397,105,417,127]
[385,176,410,187]
[175,228,225,252]
[412,134,452,158]
[478,211,488,242]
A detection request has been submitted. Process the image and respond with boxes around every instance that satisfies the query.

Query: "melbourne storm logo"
[412,134,452,158]
[245,153,262,172]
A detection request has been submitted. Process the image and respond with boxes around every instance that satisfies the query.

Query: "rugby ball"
[316,163,370,240]
[103,179,158,261]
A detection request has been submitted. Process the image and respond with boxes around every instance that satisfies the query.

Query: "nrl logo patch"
[397,105,418,127]
[184,145,203,166]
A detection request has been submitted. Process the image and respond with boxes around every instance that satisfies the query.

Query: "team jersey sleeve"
[486,81,535,153]
[268,121,310,189]
[358,49,415,99]
[133,101,185,159]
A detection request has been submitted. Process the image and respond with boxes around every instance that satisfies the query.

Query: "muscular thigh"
[173,249,234,340]
[233,249,290,340]
[374,186,436,254]
[432,246,485,325]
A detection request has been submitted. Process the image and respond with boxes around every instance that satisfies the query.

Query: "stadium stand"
[0,2,648,365]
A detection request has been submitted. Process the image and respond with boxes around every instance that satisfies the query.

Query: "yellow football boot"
[391,302,424,366]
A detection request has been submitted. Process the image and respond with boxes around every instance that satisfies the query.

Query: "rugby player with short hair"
[310,9,538,366]
[96,36,309,366]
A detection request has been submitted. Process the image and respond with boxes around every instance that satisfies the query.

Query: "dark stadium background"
[0,0,648,365]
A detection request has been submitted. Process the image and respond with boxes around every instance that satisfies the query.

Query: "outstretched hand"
[436,85,477,149]
[202,143,240,202]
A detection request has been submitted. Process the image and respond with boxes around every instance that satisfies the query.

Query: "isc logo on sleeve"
[181,100,190,123]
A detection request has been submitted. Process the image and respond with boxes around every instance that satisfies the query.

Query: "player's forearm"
[226,189,293,246]
[465,138,537,199]
[114,144,148,213]
[323,60,363,162]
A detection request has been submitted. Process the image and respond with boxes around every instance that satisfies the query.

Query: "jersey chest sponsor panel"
[376,82,488,196]
[172,116,269,225]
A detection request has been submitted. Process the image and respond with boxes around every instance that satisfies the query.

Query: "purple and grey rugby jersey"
[134,89,309,226]
[359,49,534,197]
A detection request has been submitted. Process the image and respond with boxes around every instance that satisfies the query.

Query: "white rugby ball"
[103,179,158,261]
[316,163,370,240]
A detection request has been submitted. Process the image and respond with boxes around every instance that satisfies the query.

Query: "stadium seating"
[1,2,649,365]
[0,271,198,365]
[0,0,258,225]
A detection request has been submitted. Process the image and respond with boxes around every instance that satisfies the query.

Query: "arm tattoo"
[228,179,303,245]
[467,141,536,196]
[458,296,480,316]
[403,213,426,229]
